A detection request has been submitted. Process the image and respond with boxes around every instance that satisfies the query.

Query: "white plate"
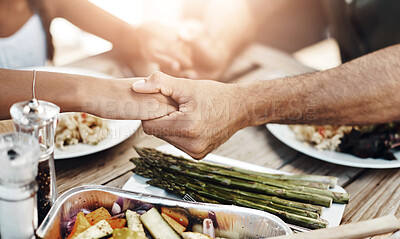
[21,66,141,159]
[267,124,400,169]
[54,115,140,159]
[123,144,347,228]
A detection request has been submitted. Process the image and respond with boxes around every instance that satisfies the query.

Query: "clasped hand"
[131,72,250,159]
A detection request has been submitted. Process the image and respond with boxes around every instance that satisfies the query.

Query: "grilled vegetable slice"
[161,207,189,227]
[161,212,186,234]
[126,210,144,233]
[112,227,147,239]
[67,212,91,239]
[106,218,126,229]
[85,207,112,225]
[74,219,113,239]
[140,207,181,239]
[181,232,212,239]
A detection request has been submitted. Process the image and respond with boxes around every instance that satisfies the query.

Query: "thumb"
[131,72,176,97]
[131,77,157,94]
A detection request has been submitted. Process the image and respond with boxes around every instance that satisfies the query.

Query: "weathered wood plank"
[213,126,301,169]
[104,171,134,188]
[342,169,400,224]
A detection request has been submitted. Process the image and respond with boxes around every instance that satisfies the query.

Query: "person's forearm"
[1,69,177,120]
[0,69,97,119]
[48,0,139,56]
[243,44,400,126]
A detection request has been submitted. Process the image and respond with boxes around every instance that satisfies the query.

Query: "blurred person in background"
[131,0,400,158]
[172,0,400,80]
[0,0,191,71]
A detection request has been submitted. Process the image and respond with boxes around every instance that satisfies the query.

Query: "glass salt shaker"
[0,132,40,239]
[10,99,60,224]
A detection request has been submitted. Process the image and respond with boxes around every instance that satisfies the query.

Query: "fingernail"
[132,79,146,88]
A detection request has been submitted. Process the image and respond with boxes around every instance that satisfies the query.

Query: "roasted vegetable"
[126,210,144,233]
[112,228,147,239]
[181,232,212,239]
[67,212,91,239]
[140,207,181,239]
[85,207,112,225]
[106,218,126,229]
[74,219,113,239]
[161,212,186,234]
[161,207,189,227]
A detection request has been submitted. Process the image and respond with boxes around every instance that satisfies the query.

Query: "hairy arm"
[131,44,400,158]
[245,44,400,126]
[0,69,175,120]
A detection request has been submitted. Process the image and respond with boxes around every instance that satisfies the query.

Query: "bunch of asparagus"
[131,147,349,229]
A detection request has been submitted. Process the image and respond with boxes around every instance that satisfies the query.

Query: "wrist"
[78,77,110,116]
[229,82,257,129]
[239,81,275,127]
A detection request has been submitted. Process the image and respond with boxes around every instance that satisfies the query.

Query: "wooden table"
[1,44,398,238]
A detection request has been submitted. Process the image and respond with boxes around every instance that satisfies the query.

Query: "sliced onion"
[116,197,124,208]
[65,215,77,235]
[208,211,218,228]
[111,202,122,215]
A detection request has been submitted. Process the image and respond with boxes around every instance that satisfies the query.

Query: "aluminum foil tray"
[36,185,292,238]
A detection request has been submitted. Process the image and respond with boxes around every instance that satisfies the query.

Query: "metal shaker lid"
[10,99,60,128]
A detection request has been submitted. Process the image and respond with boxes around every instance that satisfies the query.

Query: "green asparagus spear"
[134,147,337,188]
[134,148,348,204]
[132,157,333,207]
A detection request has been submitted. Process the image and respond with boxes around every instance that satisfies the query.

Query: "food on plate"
[290,123,400,160]
[339,123,400,160]
[65,206,225,239]
[131,147,350,229]
[55,113,109,150]
[289,125,355,151]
